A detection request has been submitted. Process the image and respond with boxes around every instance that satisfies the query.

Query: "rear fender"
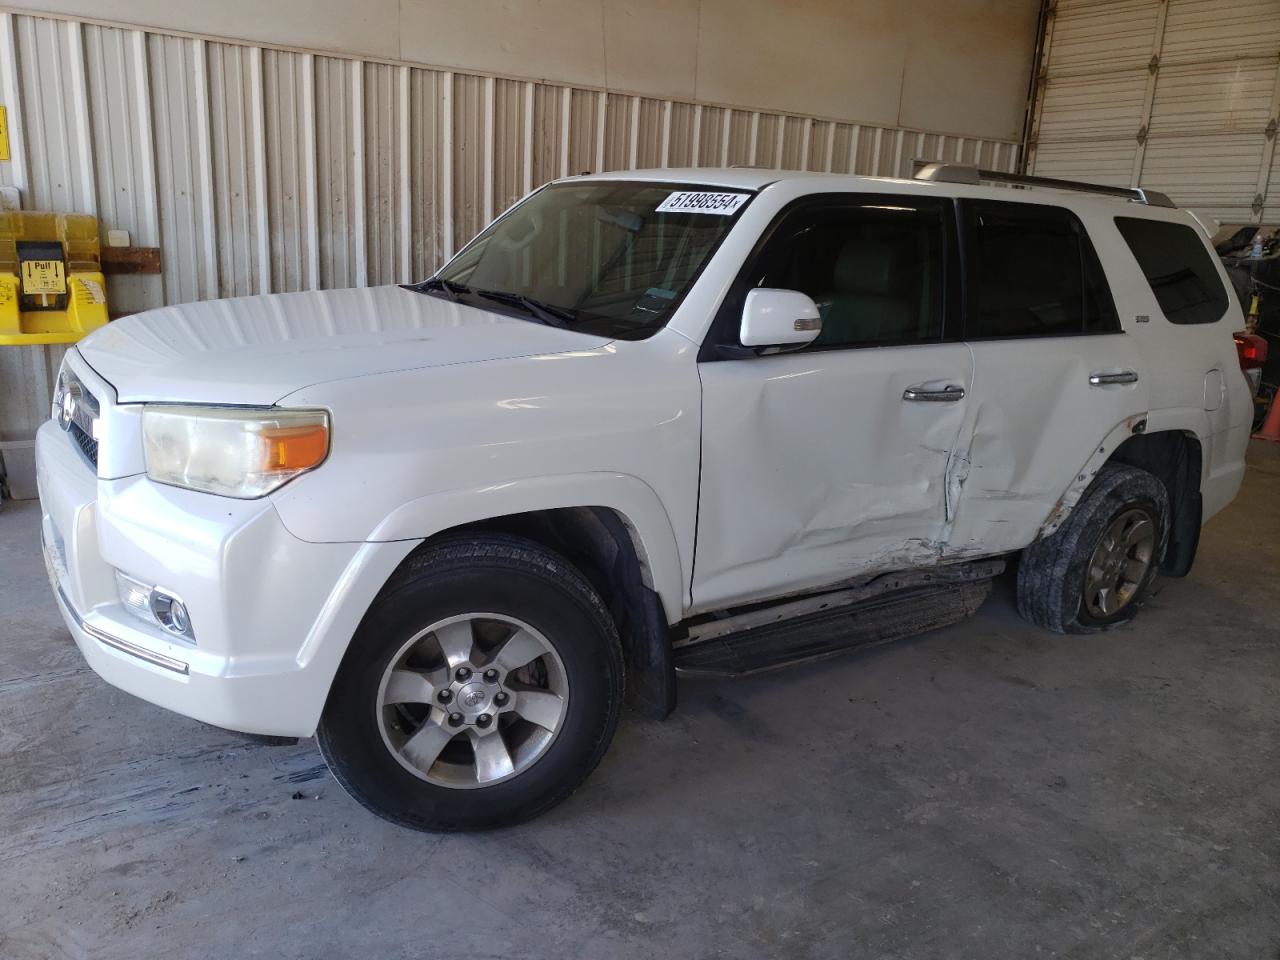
[1037,411,1210,554]
[1036,414,1152,538]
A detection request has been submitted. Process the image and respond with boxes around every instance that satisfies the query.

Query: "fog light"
[151,592,192,639]
[114,571,195,643]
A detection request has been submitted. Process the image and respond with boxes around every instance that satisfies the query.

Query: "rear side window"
[1115,217,1229,325]
[964,200,1119,339]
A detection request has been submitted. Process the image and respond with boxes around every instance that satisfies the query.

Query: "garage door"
[1028,0,1280,223]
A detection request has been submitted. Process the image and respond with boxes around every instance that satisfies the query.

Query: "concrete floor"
[2,445,1278,960]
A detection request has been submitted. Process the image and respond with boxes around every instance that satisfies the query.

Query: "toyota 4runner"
[36,164,1252,831]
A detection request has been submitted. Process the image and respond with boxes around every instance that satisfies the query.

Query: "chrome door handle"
[1089,371,1139,386]
[902,384,965,402]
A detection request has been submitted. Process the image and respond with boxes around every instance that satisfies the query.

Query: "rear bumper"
[36,418,418,737]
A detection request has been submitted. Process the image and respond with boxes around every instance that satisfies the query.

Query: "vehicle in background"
[1216,223,1279,428]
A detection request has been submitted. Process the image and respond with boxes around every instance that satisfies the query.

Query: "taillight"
[1234,332,1267,370]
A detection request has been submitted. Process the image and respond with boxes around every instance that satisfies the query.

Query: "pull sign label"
[656,191,749,215]
[21,259,67,295]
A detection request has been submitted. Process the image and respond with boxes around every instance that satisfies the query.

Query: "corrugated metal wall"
[1029,0,1280,222]
[0,9,1020,443]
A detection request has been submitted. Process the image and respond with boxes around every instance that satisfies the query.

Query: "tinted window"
[1115,217,1229,325]
[747,200,946,348]
[966,201,1119,338]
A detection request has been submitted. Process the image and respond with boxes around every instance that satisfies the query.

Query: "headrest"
[832,240,897,295]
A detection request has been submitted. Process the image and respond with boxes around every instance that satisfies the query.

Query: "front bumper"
[36,417,417,738]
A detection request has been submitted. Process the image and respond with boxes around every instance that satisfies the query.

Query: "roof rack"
[912,162,1176,209]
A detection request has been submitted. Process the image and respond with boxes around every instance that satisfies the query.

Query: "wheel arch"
[366,475,685,719]
[421,506,677,719]
[1033,418,1204,576]
[1104,429,1203,576]
[367,472,686,621]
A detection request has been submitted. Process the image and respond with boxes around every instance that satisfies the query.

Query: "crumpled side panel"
[945,336,1149,556]
[692,343,973,613]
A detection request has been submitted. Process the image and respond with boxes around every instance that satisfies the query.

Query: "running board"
[673,563,1001,678]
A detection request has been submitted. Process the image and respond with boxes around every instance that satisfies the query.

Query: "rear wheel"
[1017,464,1169,633]
[318,534,624,831]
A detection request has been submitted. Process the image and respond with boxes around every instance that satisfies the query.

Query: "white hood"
[77,285,610,405]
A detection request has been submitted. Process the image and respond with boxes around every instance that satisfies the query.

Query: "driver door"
[691,195,972,613]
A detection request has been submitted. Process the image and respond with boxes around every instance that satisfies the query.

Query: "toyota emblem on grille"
[58,381,82,432]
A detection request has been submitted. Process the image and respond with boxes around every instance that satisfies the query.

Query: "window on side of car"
[964,200,1120,339]
[1114,217,1229,325]
[743,198,948,350]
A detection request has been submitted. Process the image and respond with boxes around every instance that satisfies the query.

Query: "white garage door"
[1028,0,1280,223]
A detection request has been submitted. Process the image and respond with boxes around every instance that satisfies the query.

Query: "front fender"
[366,471,687,622]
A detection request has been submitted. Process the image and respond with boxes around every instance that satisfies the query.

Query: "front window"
[750,198,948,349]
[425,181,752,340]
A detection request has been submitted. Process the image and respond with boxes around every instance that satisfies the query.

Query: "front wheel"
[1017,464,1170,634]
[317,534,624,831]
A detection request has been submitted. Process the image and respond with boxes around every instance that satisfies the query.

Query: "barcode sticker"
[655,191,750,216]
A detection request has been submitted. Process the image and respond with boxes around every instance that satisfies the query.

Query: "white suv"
[36,165,1252,831]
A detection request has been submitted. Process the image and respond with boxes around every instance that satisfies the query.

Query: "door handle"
[902,384,965,402]
[1089,371,1139,386]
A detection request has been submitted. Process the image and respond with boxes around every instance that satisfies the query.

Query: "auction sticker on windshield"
[656,191,750,215]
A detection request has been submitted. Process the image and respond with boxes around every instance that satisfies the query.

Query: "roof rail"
[913,162,1176,209]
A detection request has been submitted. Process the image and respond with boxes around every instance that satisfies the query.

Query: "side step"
[673,565,999,678]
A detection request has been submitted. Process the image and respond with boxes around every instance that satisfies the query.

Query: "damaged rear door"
[691,194,972,613]
[945,199,1149,554]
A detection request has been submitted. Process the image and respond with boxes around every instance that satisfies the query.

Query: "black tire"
[317,533,624,832]
[1016,463,1169,634]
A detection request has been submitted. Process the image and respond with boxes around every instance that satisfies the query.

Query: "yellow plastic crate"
[0,210,109,346]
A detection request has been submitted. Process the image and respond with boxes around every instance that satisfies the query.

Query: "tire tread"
[318,532,624,832]
[1016,463,1169,634]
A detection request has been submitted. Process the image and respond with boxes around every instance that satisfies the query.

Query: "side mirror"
[740,288,822,348]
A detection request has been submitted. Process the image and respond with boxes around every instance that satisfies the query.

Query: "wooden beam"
[101,246,162,275]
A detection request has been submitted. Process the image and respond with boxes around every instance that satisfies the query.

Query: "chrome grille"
[68,420,99,466]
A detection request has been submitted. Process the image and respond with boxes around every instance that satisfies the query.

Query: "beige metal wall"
[0,6,1028,444]
[2,1,1041,140]
[1028,0,1280,223]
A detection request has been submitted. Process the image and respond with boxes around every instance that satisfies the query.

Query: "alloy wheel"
[1082,507,1156,618]
[375,613,568,789]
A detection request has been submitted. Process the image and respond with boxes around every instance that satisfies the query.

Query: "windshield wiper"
[473,289,577,328]
[406,279,576,328]
[404,277,471,301]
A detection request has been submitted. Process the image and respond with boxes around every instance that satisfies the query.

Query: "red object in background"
[1235,332,1268,370]
[1255,390,1280,441]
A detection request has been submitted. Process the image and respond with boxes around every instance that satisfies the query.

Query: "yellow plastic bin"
[0,210,109,345]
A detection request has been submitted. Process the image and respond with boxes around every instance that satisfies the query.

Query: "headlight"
[142,405,330,498]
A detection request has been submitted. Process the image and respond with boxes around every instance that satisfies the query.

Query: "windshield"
[425,181,753,339]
